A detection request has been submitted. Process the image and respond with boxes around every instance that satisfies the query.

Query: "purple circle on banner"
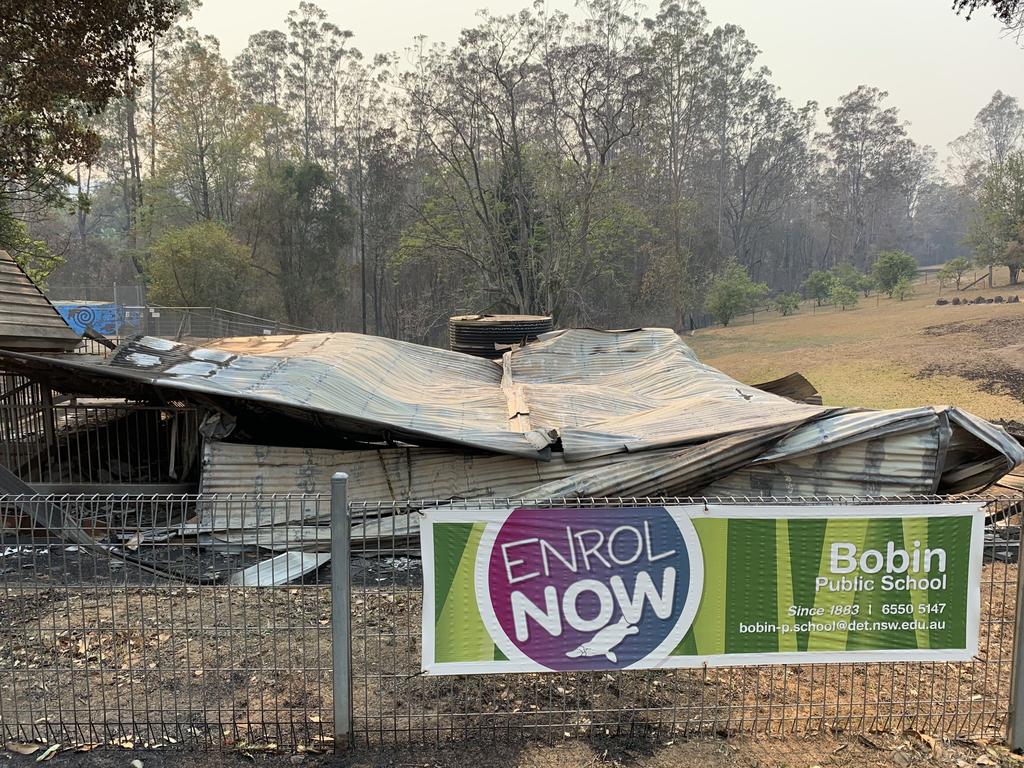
[485,507,693,671]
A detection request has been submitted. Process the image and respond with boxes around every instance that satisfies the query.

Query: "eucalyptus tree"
[158,30,255,224]
[817,86,929,270]
[950,91,1024,193]
[403,9,550,316]
[642,0,715,243]
[285,2,354,166]
[234,30,293,163]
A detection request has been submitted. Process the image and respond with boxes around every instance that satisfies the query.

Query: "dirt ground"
[0,556,1019,767]
[689,266,1024,421]
[5,731,1024,768]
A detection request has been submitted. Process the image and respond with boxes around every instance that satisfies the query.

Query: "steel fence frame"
[0,493,334,749]
[347,493,1022,748]
[0,488,1021,752]
[0,388,201,489]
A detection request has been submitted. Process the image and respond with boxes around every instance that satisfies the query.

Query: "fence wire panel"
[0,494,334,749]
[348,496,1021,747]
[0,492,1020,751]
[0,399,201,488]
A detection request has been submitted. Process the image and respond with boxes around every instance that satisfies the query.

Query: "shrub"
[937,256,971,292]
[774,292,801,316]
[829,283,859,310]
[872,251,918,297]
[832,262,873,297]
[891,277,913,301]
[147,221,254,310]
[802,270,835,306]
[705,263,769,327]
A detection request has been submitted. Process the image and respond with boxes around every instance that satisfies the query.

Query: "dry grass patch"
[690,269,1024,421]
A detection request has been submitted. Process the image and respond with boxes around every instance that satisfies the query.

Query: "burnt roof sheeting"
[197,403,1021,550]
[0,328,833,459]
[752,372,824,405]
[503,329,832,459]
[195,427,790,549]
[0,327,1020,492]
[0,250,80,352]
[196,425,787,534]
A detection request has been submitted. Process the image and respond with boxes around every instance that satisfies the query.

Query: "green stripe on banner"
[674,518,728,656]
[902,516,932,650]
[845,517,912,651]
[725,518,778,654]
[775,519,797,652]
[928,515,971,649]
[788,518,827,652]
[808,518,868,652]
[433,523,474,619]
[435,522,493,663]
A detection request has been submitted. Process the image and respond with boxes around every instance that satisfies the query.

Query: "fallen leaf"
[6,743,40,755]
[35,744,59,762]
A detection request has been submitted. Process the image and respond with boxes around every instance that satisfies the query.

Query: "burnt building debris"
[1,319,1022,571]
[0,326,1021,495]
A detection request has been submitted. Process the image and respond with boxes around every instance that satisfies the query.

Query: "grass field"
[689,267,1024,423]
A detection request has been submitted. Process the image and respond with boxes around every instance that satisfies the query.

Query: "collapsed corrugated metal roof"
[193,405,1020,549]
[1,328,1021,520]
[0,250,80,352]
[0,328,837,459]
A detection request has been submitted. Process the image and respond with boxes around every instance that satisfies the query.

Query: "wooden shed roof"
[0,250,80,352]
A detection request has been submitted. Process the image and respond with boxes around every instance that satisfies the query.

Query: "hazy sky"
[190,0,1023,161]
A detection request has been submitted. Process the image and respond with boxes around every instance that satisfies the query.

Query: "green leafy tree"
[159,30,256,224]
[832,262,873,296]
[829,282,859,310]
[0,207,62,286]
[892,277,914,301]
[1001,223,1024,284]
[968,152,1024,284]
[872,250,918,297]
[0,1,180,273]
[0,1,179,203]
[938,256,972,291]
[146,220,253,309]
[259,160,354,328]
[774,292,801,316]
[705,263,768,327]
[802,270,835,306]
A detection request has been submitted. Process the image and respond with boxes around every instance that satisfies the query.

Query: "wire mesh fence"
[0,494,334,749]
[347,495,1022,747]
[0,491,1020,751]
[0,376,201,489]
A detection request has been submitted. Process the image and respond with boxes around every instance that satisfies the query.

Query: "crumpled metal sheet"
[0,328,835,460]
[505,329,833,460]
[1,327,1021,498]
[197,401,1022,549]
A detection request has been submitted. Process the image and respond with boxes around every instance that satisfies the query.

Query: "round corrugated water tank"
[448,314,554,358]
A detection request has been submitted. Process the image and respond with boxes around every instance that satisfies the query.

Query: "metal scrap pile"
[1,326,1021,550]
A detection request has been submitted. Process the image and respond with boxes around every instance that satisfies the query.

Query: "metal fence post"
[1010,531,1024,751]
[330,471,353,750]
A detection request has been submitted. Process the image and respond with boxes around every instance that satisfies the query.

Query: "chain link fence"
[0,491,1020,751]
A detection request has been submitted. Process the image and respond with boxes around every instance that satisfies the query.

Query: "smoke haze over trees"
[9,0,1024,341]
